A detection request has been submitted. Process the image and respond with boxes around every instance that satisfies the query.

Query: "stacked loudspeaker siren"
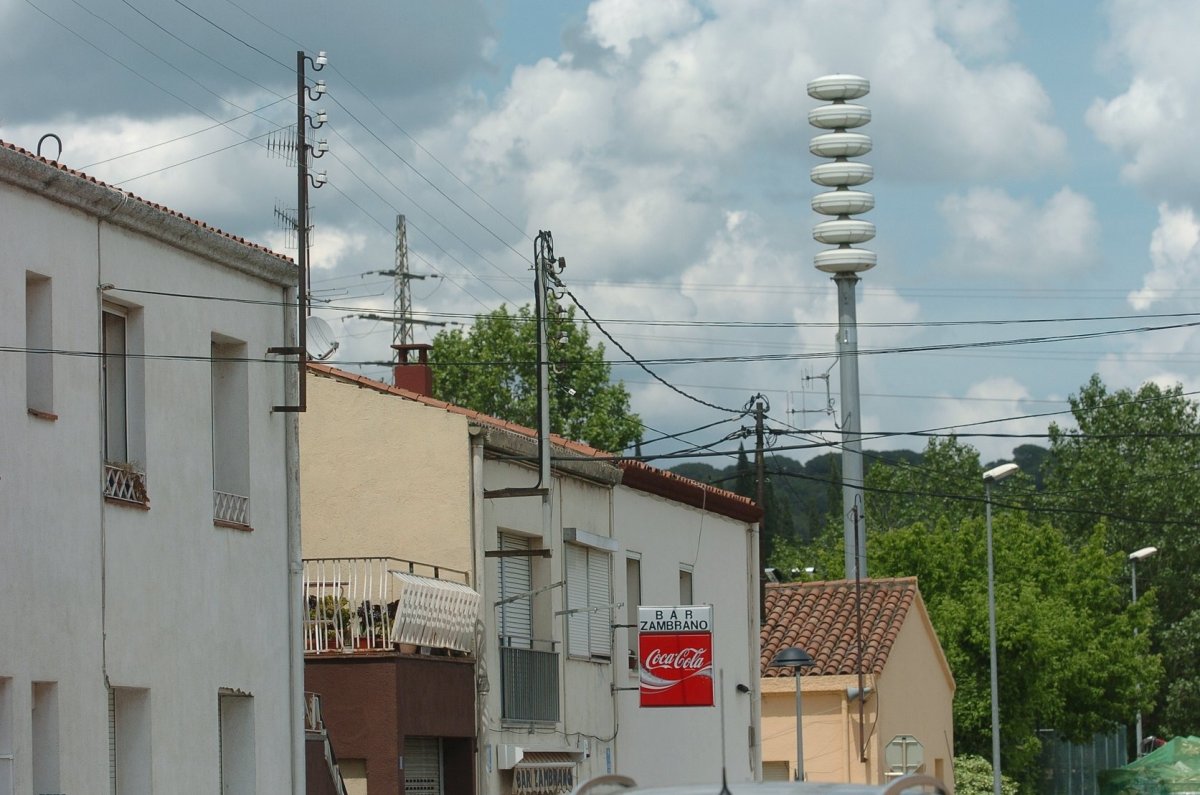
[808,74,875,274]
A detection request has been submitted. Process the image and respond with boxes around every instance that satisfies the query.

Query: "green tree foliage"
[866,437,1160,790]
[1045,374,1200,736]
[868,437,987,534]
[429,304,641,453]
[954,755,1021,795]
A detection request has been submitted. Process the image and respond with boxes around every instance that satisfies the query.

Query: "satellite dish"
[306,315,339,361]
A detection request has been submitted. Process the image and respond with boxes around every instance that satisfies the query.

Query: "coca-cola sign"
[638,606,714,708]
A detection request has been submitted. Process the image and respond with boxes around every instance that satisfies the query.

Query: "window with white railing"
[25,272,54,419]
[102,305,147,506]
[211,337,250,528]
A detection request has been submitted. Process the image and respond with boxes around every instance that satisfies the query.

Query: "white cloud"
[1088,0,1200,204]
[933,0,1018,59]
[586,0,702,57]
[1128,204,1200,310]
[938,187,1100,280]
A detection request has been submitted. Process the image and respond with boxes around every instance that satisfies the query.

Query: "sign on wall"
[637,605,714,707]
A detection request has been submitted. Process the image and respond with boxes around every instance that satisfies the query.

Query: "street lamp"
[983,462,1019,795]
[1129,545,1158,756]
[771,647,817,780]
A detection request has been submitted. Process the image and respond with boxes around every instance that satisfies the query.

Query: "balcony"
[213,490,249,528]
[104,462,148,507]
[500,638,560,723]
[303,557,476,655]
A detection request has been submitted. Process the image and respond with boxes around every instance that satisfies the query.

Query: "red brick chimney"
[392,343,433,396]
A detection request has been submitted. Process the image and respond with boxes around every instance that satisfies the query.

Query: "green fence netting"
[1099,737,1200,795]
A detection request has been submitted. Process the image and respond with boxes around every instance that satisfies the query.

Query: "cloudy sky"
[5,0,1200,466]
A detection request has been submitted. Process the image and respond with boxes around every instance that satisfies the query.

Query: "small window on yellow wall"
[763,761,790,781]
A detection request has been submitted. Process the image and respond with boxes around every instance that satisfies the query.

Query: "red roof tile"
[760,577,919,677]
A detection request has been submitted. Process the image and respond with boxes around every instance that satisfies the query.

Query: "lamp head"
[1129,546,1158,561]
[983,462,1020,484]
[770,647,816,670]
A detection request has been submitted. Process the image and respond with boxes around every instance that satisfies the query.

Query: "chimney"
[392,343,433,396]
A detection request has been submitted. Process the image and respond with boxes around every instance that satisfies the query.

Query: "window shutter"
[566,545,589,657]
[404,737,442,795]
[587,550,611,658]
[499,533,532,647]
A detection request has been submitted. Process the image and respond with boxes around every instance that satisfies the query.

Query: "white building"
[0,141,303,793]
[300,358,762,794]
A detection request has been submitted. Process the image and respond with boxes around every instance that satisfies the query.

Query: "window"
[498,532,559,722]
[212,337,250,528]
[219,692,255,794]
[403,737,442,795]
[25,272,54,418]
[679,566,694,605]
[31,681,59,795]
[103,310,129,463]
[566,544,611,659]
[498,532,533,648]
[763,761,790,782]
[625,556,641,672]
[110,687,151,795]
[0,678,11,795]
[102,305,147,504]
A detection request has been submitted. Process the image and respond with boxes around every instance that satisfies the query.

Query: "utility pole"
[755,397,767,622]
[534,231,565,546]
[394,215,412,352]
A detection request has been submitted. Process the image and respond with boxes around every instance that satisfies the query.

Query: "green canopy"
[1099,737,1200,795]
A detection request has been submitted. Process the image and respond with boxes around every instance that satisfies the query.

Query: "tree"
[954,755,1020,795]
[1045,374,1200,736]
[864,437,1160,790]
[429,304,641,453]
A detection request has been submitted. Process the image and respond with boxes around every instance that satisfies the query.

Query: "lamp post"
[983,462,1019,795]
[1129,545,1158,756]
[771,647,817,780]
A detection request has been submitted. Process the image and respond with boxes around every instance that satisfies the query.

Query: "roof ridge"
[0,139,290,264]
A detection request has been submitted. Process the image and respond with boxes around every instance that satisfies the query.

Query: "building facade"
[300,361,761,794]
[759,578,956,791]
[0,141,302,793]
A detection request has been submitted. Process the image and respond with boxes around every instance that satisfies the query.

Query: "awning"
[388,571,480,652]
[513,752,577,795]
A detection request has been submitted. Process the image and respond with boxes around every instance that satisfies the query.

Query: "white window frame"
[679,565,694,605]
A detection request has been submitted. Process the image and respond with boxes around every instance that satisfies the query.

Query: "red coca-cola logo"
[644,647,708,670]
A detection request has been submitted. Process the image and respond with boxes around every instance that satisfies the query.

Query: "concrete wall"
[300,374,473,574]
[875,599,956,793]
[0,160,296,792]
[612,485,758,788]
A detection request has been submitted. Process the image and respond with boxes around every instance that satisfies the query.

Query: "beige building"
[759,577,955,791]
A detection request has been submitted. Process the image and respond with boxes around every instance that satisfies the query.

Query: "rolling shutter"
[588,550,611,658]
[565,545,589,657]
[404,737,442,795]
[499,532,533,647]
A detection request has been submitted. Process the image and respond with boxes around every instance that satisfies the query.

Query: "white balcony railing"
[302,557,475,655]
[213,490,250,527]
[103,463,148,506]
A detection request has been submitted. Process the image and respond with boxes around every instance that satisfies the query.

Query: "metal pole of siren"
[808,74,875,579]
